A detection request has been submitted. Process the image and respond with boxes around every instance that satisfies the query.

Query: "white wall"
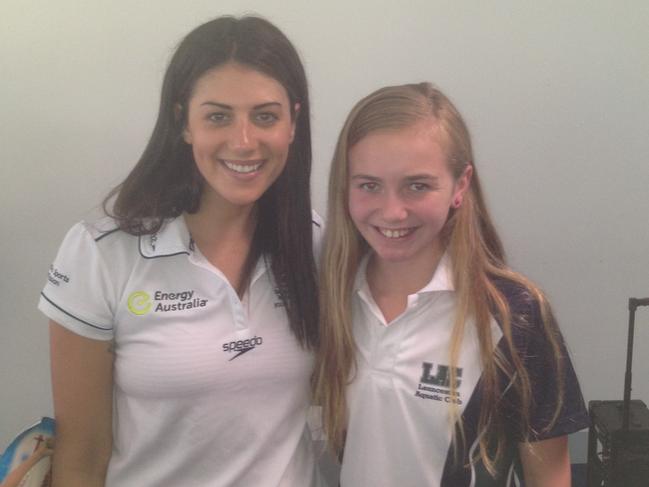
[2,0,648,463]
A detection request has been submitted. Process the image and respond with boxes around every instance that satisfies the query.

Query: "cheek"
[420,203,452,227]
[347,190,372,227]
[187,130,217,156]
[267,127,294,152]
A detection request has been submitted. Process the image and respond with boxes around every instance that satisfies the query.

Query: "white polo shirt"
[340,253,588,487]
[39,214,324,487]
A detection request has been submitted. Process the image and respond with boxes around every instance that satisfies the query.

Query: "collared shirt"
[340,253,588,487]
[39,214,324,487]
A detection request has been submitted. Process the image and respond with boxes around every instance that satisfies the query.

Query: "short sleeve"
[523,303,589,440]
[497,282,589,442]
[38,222,116,341]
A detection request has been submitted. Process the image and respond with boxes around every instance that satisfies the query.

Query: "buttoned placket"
[356,286,415,380]
[186,246,266,338]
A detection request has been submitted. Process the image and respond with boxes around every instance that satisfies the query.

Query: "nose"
[381,191,408,222]
[229,118,257,152]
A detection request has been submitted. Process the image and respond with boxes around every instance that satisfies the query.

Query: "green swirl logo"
[127,291,152,315]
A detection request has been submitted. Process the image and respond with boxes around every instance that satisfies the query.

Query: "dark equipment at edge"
[587,298,649,486]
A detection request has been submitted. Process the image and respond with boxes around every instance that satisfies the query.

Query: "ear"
[289,102,301,143]
[451,164,473,209]
[175,103,192,144]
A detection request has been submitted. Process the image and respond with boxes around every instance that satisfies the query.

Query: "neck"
[183,194,257,295]
[184,192,256,247]
[367,245,445,299]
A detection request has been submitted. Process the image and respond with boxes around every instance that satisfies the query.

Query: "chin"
[372,249,416,264]
[217,187,268,207]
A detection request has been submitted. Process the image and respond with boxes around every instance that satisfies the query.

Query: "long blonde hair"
[313,82,565,474]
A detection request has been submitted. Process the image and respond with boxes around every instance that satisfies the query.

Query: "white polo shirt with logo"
[340,253,588,487]
[39,214,324,487]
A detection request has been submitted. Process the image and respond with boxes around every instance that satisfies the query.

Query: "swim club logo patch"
[127,290,208,316]
[415,362,463,405]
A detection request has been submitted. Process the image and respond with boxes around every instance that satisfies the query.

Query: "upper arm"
[50,320,114,485]
[518,435,571,487]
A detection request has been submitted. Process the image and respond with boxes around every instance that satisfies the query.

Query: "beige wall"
[2,0,648,465]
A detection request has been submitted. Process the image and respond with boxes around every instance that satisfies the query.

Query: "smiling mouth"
[376,227,416,239]
[222,160,264,174]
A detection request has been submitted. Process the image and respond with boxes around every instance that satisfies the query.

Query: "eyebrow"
[350,174,381,181]
[350,174,439,181]
[199,101,283,110]
[404,174,439,182]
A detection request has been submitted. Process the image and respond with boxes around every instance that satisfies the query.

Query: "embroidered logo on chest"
[222,335,264,361]
[414,362,463,405]
[126,289,208,316]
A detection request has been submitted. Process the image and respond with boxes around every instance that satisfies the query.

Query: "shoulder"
[64,216,126,243]
[488,274,561,359]
[56,216,142,266]
[490,275,545,326]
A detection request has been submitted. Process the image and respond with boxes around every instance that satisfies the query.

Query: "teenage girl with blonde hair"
[314,82,588,486]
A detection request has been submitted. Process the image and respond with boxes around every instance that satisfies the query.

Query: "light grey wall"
[2,0,648,466]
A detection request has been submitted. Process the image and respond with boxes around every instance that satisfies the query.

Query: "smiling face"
[182,62,297,213]
[348,120,471,270]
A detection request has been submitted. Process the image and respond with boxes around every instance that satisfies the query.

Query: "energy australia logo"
[127,290,208,316]
[127,291,152,315]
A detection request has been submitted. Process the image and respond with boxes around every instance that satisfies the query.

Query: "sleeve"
[38,222,116,341]
[501,286,590,442]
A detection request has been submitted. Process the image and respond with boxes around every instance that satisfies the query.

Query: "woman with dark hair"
[40,16,322,486]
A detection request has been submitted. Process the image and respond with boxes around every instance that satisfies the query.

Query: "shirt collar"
[419,252,454,293]
[354,251,455,296]
[138,215,269,285]
[138,216,193,259]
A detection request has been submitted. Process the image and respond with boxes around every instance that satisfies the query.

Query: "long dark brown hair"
[104,16,318,348]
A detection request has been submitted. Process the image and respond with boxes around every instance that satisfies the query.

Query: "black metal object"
[587,298,649,487]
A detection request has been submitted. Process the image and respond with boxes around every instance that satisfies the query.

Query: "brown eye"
[254,112,279,125]
[359,182,380,192]
[409,183,430,192]
[208,112,230,124]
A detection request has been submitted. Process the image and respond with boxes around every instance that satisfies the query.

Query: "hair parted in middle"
[104,15,318,349]
[313,82,565,474]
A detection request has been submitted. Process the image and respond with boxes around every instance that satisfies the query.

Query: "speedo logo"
[127,290,208,316]
[222,335,264,361]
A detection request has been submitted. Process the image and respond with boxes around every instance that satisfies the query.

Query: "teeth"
[379,228,412,239]
[223,161,262,173]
